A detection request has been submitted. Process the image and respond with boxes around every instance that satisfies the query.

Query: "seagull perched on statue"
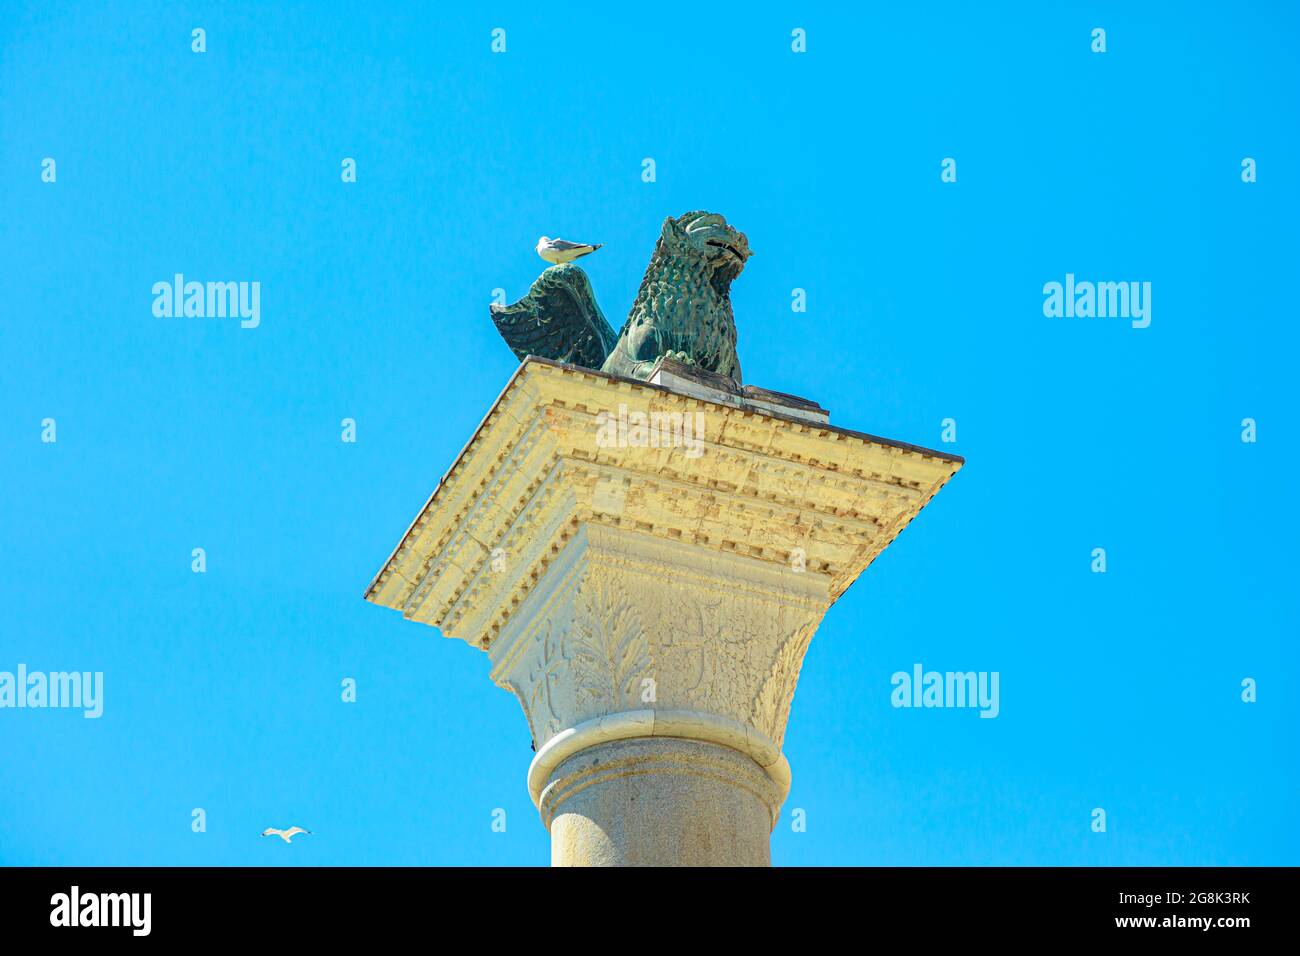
[261,826,311,843]
[536,236,602,265]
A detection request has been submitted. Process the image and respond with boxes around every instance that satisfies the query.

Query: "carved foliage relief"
[569,577,651,720]
[499,552,826,751]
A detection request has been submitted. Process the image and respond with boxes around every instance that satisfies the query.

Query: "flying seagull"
[261,826,311,843]
[536,236,602,265]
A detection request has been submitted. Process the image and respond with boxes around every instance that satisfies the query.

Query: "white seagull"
[261,826,311,844]
[536,236,602,265]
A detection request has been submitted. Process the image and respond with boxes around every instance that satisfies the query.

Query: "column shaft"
[540,737,780,867]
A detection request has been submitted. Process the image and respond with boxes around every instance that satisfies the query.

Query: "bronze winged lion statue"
[490,211,752,383]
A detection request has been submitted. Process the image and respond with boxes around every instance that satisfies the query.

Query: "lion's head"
[660,211,752,293]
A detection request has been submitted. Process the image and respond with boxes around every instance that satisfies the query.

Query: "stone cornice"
[365,358,963,649]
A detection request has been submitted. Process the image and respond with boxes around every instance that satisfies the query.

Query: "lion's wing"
[490,265,617,370]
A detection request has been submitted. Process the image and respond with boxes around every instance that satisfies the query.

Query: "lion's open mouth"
[706,239,746,262]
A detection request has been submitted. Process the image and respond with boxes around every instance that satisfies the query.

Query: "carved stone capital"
[487,522,826,796]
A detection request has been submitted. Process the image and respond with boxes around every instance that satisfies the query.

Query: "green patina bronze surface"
[490,211,751,383]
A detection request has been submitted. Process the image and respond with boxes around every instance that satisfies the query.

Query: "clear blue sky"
[2,1,1296,866]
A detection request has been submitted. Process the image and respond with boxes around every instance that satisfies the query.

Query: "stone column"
[365,357,961,866]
